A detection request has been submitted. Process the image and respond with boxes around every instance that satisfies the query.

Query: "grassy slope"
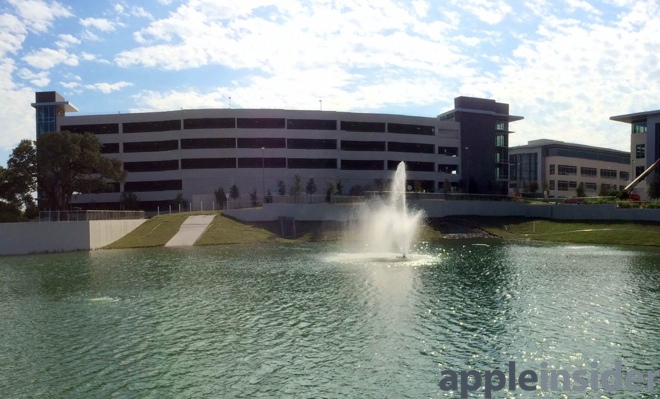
[465,216,660,246]
[104,211,217,249]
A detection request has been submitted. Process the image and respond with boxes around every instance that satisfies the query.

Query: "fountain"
[344,161,424,259]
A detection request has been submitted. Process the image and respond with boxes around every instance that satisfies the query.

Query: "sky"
[1,0,659,166]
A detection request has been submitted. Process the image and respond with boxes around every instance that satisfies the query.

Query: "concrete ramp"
[165,215,215,247]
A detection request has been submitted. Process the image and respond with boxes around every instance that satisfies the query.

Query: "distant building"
[509,139,631,198]
[610,109,660,199]
[32,91,522,210]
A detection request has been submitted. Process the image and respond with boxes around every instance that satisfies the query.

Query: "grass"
[466,216,660,247]
[104,211,218,249]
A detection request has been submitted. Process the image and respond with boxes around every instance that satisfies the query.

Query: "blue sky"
[1,0,659,166]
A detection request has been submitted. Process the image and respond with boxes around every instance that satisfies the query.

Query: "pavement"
[164,215,216,247]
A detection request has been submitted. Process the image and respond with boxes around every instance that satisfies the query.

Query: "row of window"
[549,164,629,180]
[61,119,439,135]
[98,138,458,155]
[122,158,459,172]
[549,180,626,192]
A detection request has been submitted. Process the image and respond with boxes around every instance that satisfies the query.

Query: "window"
[580,167,597,177]
[125,179,182,192]
[568,181,577,189]
[236,118,285,129]
[181,158,236,169]
[549,180,555,190]
[101,143,119,154]
[632,120,647,134]
[181,138,236,149]
[123,120,180,133]
[600,169,617,179]
[184,118,235,129]
[496,121,507,131]
[237,138,286,148]
[387,142,435,154]
[341,140,385,151]
[61,123,119,135]
[387,123,434,136]
[341,160,384,170]
[636,166,645,177]
[601,184,612,192]
[124,160,179,172]
[620,171,630,181]
[340,121,386,133]
[287,119,337,130]
[585,182,597,191]
[237,158,286,168]
[123,140,178,153]
[549,164,555,175]
[287,139,336,150]
[636,144,645,158]
[438,147,458,156]
[558,181,569,191]
[287,158,337,169]
[496,133,507,147]
[387,161,434,172]
[558,165,577,175]
[438,164,459,174]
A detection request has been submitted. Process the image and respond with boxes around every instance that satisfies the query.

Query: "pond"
[1,240,659,398]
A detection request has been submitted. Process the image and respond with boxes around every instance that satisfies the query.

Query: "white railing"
[39,210,145,222]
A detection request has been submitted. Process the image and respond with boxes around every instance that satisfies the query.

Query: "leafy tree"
[120,191,140,210]
[528,181,539,194]
[2,139,37,210]
[229,184,240,200]
[37,131,125,210]
[172,193,189,210]
[277,180,286,196]
[648,174,660,199]
[443,178,452,195]
[290,175,302,197]
[413,180,423,192]
[598,184,609,197]
[348,184,364,196]
[374,178,385,193]
[576,182,586,198]
[265,189,273,204]
[250,189,258,207]
[214,187,227,209]
[336,180,343,195]
[325,180,337,202]
[0,201,23,223]
[305,177,317,195]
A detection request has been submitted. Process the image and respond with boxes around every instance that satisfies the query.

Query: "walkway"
[164,215,215,247]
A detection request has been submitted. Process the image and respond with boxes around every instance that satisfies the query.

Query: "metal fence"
[39,210,145,222]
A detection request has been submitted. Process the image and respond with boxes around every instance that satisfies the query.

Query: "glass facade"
[36,105,57,137]
[632,120,647,134]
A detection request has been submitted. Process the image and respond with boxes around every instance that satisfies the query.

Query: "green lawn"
[469,216,660,246]
[104,211,218,249]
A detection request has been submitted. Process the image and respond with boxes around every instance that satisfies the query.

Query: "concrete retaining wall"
[225,200,660,223]
[0,219,145,256]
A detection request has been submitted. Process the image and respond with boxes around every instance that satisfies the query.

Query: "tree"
[37,131,125,210]
[442,178,452,195]
[374,178,385,193]
[172,193,189,210]
[336,180,343,195]
[120,192,140,210]
[265,189,273,204]
[576,182,586,198]
[648,173,660,199]
[2,139,37,210]
[250,189,258,207]
[528,181,539,194]
[214,187,227,209]
[598,184,609,197]
[325,180,337,202]
[305,177,317,195]
[290,175,302,197]
[229,184,240,200]
[277,180,286,196]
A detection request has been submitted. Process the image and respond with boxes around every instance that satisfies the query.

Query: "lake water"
[1,240,659,398]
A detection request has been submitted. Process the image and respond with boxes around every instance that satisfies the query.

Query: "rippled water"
[1,241,660,398]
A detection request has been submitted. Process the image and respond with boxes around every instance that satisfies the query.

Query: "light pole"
[261,147,265,204]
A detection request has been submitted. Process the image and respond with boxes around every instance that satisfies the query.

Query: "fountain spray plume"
[346,161,424,258]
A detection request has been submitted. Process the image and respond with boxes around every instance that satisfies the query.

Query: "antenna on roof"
[319,99,322,111]
[228,96,232,109]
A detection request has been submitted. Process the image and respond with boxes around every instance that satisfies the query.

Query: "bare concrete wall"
[225,201,660,223]
[0,219,145,256]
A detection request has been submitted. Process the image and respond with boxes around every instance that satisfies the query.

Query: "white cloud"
[56,33,81,48]
[0,87,34,152]
[454,0,512,24]
[131,7,152,19]
[0,14,27,56]
[22,48,78,70]
[17,68,50,87]
[60,81,81,89]
[6,0,73,33]
[85,81,133,94]
[79,17,122,32]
